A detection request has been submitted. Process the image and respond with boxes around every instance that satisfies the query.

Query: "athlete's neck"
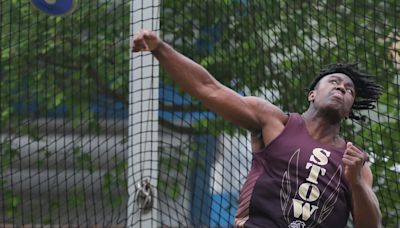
[301,110,344,147]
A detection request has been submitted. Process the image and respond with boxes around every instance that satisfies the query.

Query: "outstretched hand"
[131,30,161,52]
[342,142,368,186]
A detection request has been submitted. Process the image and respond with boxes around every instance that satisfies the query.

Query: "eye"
[346,88,354,95]
[330,79,338,85]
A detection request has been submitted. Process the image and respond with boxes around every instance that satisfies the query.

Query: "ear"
[308,90,316,102]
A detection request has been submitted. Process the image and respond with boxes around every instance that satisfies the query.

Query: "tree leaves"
[160,1,399,226]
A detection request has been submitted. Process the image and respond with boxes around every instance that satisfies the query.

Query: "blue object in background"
[159,83,216,123]
[31,0,75,16]
[210,192,238,227]
[190,135,216,226]
[161,84,238,227]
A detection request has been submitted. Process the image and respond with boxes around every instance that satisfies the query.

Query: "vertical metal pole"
[127,0,160,227]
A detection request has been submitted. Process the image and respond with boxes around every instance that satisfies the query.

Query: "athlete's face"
[308,73,356,119]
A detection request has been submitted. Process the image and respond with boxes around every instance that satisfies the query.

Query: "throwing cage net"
[1,0,399,227]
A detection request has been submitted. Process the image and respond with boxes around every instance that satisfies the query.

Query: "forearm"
[148,38,263,130]
[351,182,382,228]
[151,41,221,99]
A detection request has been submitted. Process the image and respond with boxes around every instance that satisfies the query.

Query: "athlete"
[132,30,382,228]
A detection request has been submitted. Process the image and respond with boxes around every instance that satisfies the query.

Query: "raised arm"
[132,30,286,132]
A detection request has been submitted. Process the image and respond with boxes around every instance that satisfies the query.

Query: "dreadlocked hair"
[308,63,382,121]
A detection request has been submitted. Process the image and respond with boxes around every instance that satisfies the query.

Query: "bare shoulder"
[244,96,288,148]
[242,96,288,126]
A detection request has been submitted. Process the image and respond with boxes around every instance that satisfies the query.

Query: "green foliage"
[102,156,128,208]
[160,0,399,226]
[1,0,130,122]
[2,189,20,219]
[1,0,399,226]
[158,140,207,199]
[73,147,97,173]
[1,142,20,171]
[67,187,85,209]
[1,0,130,224]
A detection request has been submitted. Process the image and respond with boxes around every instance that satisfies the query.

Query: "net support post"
[127,0,160,227]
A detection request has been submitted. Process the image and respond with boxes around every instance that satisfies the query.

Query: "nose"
[335,84,346,94]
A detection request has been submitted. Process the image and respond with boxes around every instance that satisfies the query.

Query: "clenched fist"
[131,30,162,52]
[342,142,369,186]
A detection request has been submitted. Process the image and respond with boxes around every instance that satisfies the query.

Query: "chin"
[322,106,346,121]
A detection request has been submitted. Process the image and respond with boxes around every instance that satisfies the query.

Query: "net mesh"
[1,0,130,226]
[1,0,400,227]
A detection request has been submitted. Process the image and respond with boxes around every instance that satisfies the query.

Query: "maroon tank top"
[235,113,353,228]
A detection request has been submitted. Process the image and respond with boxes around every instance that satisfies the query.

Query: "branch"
[159,118,199,135]
[38,54,81,70]
[86,65,128,107]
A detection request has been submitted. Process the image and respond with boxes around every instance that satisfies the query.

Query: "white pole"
[127,0,160,227]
